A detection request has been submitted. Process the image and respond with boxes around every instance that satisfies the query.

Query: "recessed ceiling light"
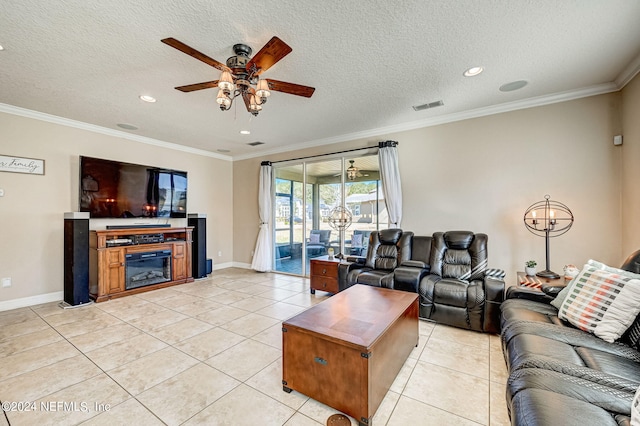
[499,80,528,92]
[239,130,251,135]
[463,66,484,77]
[139,95,156,103]
[117,123,139,130]
[217,149,231,153]
[0,45,4,51]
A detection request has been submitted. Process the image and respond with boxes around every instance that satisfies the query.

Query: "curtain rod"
[261,140,397,166]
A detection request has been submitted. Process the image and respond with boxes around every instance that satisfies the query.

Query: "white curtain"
[378,141,402,228]
[251,162,273,272]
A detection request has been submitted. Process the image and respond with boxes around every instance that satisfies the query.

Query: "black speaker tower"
[63,212,91,306]
[188,213,207,278]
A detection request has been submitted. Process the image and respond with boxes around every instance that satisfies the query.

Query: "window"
[273,154,386,276]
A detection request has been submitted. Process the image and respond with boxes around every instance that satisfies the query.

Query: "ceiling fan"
[347,160,366,180]
[332,160,369,181]
[161,36,315,116]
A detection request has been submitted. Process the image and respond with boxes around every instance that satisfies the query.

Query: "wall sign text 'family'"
[0,155,45,175]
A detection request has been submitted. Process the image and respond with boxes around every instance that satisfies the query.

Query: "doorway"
[273,154,385,276]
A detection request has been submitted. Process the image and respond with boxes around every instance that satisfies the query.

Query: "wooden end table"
[309,255,343,294]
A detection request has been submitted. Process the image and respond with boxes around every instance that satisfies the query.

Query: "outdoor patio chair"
[306,229,331,257]
[349,230,372,256]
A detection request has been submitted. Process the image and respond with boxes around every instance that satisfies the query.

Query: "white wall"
[621,73,640,257]
[233,92,626,285]
[0,111,233,307]
[399,94,623,280]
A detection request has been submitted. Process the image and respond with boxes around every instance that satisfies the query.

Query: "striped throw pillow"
[558,263,640,343]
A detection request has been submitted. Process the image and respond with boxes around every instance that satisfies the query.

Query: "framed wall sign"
[0,155,45,175]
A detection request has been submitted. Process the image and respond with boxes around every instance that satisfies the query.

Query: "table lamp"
[523,195,574,279]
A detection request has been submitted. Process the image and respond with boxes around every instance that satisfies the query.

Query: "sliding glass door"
[343,155,384,258]
[305,159,342,268]
[274,164,304,275]
[273,154,386,276]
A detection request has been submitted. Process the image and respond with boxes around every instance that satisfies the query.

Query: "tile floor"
[0,268,510,425]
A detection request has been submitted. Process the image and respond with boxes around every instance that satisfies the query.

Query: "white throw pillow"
[550,280,574,310]
[558,262,640,343]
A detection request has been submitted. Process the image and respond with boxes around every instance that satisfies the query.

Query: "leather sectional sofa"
[337,228,505,333]
[500,250,640,425]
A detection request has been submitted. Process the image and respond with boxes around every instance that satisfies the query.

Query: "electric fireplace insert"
[125,250,172,290]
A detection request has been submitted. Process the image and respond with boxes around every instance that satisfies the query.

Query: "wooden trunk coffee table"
[282,284,419,426]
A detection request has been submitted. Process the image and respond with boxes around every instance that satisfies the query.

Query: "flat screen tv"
[79,156,187,218]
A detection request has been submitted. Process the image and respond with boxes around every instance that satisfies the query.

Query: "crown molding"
[0,103,232,162]
[615,53,640,89]
[1,79,622,164]
[232,82,620,161]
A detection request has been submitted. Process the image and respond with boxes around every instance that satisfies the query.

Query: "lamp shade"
[523,196,573,237]
[218,71,235,91]
[249,94,262,112]
[256,79,271,98]
[216,90,231,107]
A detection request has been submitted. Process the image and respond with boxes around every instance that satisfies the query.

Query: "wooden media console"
[89,227,194,302]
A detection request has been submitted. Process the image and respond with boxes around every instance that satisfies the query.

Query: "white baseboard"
[212,261,235,270]
[230,262,252,269]
[0,291,64,312]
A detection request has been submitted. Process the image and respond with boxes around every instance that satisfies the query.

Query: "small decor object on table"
[563,264,580,280]
[327,247,334,260]
[517,271,567,291]
[525,260,537,276]
[518,272,543,289]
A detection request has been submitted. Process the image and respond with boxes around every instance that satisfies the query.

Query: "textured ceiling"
[2,0,640,160]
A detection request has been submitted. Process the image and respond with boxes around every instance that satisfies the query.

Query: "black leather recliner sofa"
[343,229,413,288]
[500,250,640,425]
[339,229,505,333]
[419,231,504,334]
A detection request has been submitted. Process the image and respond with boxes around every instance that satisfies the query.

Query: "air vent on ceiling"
[412,100,444,111]
[247,141,265,146]
[117,123,139,130]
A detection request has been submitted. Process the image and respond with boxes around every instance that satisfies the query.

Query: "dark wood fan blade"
[265,79,315,98]
[161,38,228,71]
[175,81,219,92]
[246,37,292,75]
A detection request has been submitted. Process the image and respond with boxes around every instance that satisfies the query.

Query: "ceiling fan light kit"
[347,160,359,181]
[162,37,315,117]
[256,79,271,98]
